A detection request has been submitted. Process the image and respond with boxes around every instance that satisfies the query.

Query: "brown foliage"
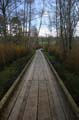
[46,44,79,72]
[0,44,28,69]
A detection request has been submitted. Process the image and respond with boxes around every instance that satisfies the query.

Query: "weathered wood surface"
[0,50,78,120]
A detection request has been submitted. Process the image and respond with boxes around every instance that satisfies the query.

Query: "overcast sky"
[19,0,79,37]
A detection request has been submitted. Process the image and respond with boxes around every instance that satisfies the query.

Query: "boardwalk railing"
[44,53,79,119]
[0,54,34,114]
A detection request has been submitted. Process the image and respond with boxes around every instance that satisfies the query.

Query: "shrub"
[46,44,79,72]
[45,43,79,106]
[0,44,29,70]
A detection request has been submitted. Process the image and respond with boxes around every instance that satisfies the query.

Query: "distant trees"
[26,0,34,46]
[11,16,21,36]
[0,0,10,38]
[55,0,79,54]
[0,15,4,36]
[47,0,79,55]
[0,0,37,49]
[0,0,22,39]
[0,0,45,48]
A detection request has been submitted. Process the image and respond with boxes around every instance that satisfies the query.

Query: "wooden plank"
[17,55,39,120]
[8,80,31,120]
[44,72,57,120]
[42,51,76,120]
[7,55,36,120]
[42,55,66,120]
[23,61,39,120]
[41,56,57,120]
[23,81,38,120]
[38,59,51,120]
[1,54,36,120]
[1,77,25,120]
[1,50,77,120]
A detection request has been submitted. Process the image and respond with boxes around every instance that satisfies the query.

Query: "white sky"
[75,22,79,36]
[35,0,79,37]
[39,26,56,37]
[17,0,79,37]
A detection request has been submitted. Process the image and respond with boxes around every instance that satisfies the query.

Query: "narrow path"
[1,50,78,120]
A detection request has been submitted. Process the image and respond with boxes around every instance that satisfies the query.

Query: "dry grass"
[45,43,79,106]
[46,43,79,71]
[0,44,29,70]
[65,47,79,71]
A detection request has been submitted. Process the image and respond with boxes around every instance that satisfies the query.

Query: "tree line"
[0,0,38,43]
[55,0,79,55]
[0,0,79,52]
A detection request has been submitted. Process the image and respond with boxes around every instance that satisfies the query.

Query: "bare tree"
[0,0,22,39]
[56,0,59,38]
[56,0,79,55]
[0,0,10,39]
[47,0,79,55]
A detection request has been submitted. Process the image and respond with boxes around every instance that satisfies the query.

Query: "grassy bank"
[0,53,33,100]
[45,51,79,107]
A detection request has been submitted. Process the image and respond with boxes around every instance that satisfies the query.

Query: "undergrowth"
[0,51,33,100]
[45,44,79,106]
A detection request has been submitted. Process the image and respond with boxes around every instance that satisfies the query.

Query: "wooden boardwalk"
[1,50,78,120]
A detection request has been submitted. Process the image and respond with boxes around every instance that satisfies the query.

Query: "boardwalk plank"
[42,52,76,120]
[0,50,78,120]
[23,57,39,120]
[7,55,36,120]
[38,58,51,120]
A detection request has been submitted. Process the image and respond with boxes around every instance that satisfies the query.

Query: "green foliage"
[0,53,32,100]
[45,47,79,106]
